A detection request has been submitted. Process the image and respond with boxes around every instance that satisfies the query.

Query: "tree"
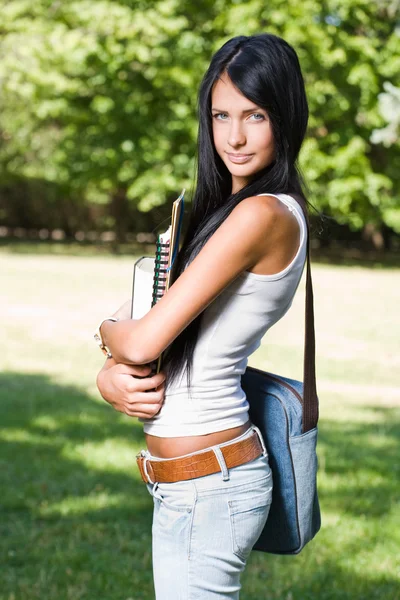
[0,0,399,245]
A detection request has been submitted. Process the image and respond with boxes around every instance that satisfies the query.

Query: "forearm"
[100,318,151,365]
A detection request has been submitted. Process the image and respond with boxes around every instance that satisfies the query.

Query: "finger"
[128,372,166,393]
[147,379,166,396]
[124,411,153,419]
[107,402,126,414]
[124,404,162,418]
[108,401,152,418]
[153,380,166,393]
[126,390,164,405]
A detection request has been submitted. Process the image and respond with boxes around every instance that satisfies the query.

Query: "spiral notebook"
[130,189,185,375]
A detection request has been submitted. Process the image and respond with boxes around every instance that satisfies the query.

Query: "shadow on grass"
[0,371,155,599]
[1,372,399,599]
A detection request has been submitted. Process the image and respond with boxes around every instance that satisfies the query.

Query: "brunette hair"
[162,33,313,391]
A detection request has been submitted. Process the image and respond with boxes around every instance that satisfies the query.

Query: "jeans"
[143,424,273,599]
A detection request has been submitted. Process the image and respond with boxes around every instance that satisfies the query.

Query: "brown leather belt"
[136,429,265,484]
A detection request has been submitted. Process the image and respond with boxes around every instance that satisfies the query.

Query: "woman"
[96,33,311,598]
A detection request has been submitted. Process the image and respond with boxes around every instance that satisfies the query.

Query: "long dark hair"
[162,32,312,391]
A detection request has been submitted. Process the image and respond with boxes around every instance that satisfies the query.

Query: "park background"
[1,1,399,599]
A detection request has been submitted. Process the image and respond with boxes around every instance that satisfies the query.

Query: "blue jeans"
[144,424,273,599]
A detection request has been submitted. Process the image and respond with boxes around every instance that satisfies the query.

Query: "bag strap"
[288,193,319,433]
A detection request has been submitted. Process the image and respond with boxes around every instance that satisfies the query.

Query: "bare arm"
[101,195,297,365]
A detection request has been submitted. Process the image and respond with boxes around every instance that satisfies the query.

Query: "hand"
[96,361,166,419]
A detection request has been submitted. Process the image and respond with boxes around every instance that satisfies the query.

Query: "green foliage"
[0,0,399,232]
[0,0,199,208]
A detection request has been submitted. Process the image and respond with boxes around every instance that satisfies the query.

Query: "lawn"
[1,245,399,600]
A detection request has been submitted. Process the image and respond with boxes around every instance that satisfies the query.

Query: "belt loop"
[136,449,157,484]
[251,424,268,457]
[143,456,156,484]
[152,481,163,501]
[212,446,230,481]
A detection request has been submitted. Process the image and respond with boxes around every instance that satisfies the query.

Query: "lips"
[226,153,254,163]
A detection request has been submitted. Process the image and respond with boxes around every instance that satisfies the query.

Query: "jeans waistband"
[142,423,267,462]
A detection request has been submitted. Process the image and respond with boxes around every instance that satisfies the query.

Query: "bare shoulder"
[230,194,299,240]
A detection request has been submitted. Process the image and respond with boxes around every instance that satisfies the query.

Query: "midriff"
[145,420,252,458]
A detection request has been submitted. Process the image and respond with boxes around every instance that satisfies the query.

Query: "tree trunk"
[362,222,385,251]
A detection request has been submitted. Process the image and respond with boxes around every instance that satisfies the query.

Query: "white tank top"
[140,193,308,437]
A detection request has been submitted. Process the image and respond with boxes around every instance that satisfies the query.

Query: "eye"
[212,112,265,121]
[213,113,228,120]
[249,113,265,121]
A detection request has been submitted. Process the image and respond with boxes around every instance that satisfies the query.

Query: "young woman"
[96,32,311,599]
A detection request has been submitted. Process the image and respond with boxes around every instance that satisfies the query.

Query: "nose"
[227,119,246,148]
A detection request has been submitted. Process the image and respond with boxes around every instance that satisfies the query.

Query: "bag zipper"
[245,366,303,406]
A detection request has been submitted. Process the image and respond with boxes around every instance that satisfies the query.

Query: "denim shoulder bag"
[241,193,321,555]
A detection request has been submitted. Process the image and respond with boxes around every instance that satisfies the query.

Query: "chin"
[224,159,256,170]
[229,166,260,177]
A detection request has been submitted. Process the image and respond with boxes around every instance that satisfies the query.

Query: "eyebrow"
[211,107,264,114]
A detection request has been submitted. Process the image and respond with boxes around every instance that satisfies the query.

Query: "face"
[211,72,275,194]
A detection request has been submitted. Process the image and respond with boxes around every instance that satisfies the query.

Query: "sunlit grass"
[1,247,399,599]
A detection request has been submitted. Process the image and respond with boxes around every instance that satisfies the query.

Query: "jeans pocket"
[152,480,196,513]
[228,486,272,561]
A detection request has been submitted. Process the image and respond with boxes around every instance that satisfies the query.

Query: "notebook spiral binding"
[146,238,171,377]
[152,240,170,306]
[133,188,184,382]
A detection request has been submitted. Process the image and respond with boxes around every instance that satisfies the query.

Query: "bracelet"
[93,317,119,358]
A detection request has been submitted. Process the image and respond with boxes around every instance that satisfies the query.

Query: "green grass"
[1,247,399,599]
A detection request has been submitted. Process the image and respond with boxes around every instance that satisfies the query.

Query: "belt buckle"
[251,425,268,457]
